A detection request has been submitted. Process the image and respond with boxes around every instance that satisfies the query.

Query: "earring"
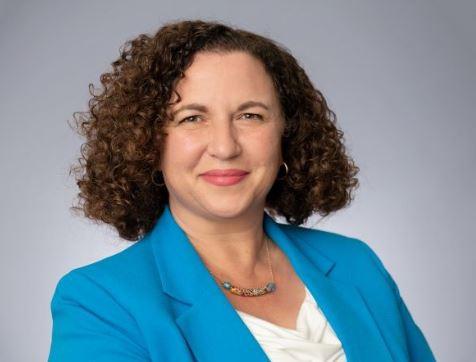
[151,169,165,187]
[277,161,289,181]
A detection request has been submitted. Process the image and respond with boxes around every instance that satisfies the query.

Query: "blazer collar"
[148,204,399,362]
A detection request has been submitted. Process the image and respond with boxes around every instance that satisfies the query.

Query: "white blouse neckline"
[235,285,347,361]
[236,285,310,333]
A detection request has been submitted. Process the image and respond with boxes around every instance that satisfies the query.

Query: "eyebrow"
[170,100,270,117]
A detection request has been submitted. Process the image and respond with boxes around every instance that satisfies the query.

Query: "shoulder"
[279,222,395,289]
[51,236,162,315]
[281,222,383,265]
[281,223,405,321]
[49,239,161,360]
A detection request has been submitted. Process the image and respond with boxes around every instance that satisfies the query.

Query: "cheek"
[246,131,282,164]
[163,134,201,166]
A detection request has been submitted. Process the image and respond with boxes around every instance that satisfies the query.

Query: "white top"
[236,286,347,362]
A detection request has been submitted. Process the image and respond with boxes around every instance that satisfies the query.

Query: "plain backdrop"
[1,0,475,361]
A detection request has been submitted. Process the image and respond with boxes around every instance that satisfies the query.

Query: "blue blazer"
[48,204,436,361]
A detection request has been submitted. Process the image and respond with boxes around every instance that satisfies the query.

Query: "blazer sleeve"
[362,243,437,362]
[48,270,150,362]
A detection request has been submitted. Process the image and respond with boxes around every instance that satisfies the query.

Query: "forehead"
[170,51,278,104]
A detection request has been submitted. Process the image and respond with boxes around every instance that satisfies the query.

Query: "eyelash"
[179,113,263,124]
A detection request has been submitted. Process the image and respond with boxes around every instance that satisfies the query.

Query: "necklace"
[206,235,277,297]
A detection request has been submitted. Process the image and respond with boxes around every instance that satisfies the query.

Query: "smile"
[200,174,249,186]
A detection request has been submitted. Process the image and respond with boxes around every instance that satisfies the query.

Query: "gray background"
[1,0,474,361]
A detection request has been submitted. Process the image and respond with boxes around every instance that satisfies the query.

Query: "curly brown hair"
[69,19,359,241]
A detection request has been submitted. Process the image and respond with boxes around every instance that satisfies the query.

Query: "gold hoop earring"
[151,169,165,187]
[277,161,289,181]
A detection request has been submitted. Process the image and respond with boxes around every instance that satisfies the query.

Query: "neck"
[168,201,273,280]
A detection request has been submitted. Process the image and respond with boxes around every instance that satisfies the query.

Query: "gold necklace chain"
[205,234,277,297]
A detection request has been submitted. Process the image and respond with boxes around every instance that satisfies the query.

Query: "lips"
[200,169,249,186]
[201,169,249,176]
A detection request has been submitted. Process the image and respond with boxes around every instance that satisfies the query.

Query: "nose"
[207,119,241,159]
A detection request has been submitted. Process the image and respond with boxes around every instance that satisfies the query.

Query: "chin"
[201,201,251,218]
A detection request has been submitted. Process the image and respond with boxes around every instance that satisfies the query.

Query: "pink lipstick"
[200,169,249,186]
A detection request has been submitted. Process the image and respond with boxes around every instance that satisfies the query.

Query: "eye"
[179,115,201,124]
[241,113,263,120]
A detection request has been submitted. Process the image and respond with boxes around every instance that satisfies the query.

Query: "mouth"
[200,169,249,177]
[200,172,249,186]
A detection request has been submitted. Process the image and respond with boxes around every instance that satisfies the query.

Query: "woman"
[48,19,435,361]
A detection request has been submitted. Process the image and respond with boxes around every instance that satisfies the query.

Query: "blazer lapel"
[268,221,398,361]
[149,204,395,362]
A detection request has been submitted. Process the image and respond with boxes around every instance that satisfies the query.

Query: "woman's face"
[160,50,285,220]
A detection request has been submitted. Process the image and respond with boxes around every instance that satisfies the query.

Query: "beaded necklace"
[205,235,277,297]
